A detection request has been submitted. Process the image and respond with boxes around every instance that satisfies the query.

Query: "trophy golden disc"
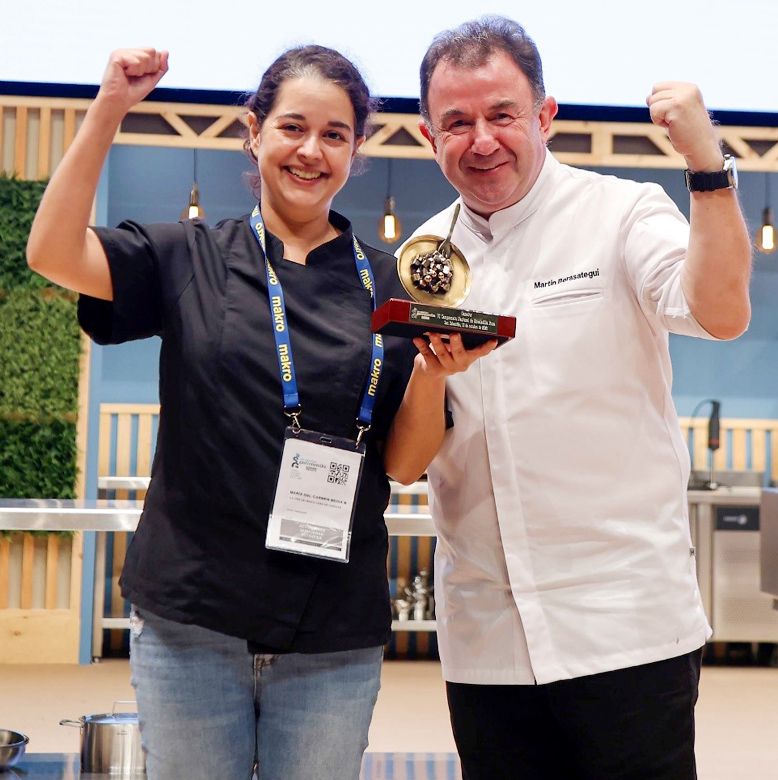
[396,234,471,307]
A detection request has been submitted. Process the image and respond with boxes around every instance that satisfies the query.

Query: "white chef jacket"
[404,152,715,685]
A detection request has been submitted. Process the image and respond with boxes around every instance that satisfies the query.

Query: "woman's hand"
[412,332,497,378]
[96,48,170,117]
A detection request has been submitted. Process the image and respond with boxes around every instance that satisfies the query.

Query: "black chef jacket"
[79,211,416,653]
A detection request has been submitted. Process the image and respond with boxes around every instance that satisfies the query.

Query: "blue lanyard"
[249,205,384,445]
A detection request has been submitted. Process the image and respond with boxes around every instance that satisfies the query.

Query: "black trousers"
[446,648,703,780]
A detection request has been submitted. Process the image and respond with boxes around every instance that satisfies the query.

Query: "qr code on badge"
[328,461,350,485]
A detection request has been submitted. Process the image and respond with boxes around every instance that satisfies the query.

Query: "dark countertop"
[761,488,778,600]
[0,498,434,536]
[6,752,463,778]
[2,753,88,778]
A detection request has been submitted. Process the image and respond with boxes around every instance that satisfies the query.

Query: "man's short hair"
[419,16,546,125]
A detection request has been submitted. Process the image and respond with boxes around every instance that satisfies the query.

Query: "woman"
[27,47,492,779]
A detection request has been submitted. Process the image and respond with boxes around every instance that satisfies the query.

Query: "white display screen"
[2,0,776,116]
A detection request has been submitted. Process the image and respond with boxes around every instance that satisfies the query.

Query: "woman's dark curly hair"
[243,45,377,195]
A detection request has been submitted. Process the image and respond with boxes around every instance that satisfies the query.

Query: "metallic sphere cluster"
[410,250,454,295]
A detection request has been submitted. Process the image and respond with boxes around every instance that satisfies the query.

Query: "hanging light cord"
[386,158,393,200]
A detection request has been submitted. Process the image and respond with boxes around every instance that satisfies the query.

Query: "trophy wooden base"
[372,298,515,349]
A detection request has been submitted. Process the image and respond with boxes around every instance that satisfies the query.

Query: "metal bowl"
[0,729,29,769]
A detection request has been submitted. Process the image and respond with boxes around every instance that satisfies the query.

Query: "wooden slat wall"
[37,105,51,179]
[96,404,157,653]
[14,105,27,177]
[386,490,436,659]
[97,404,159,477]
[20,534,35,609]
[45,534,60,609]
[0,537,10,609]
[115,414,131,497]
[98,409,113,487]
[137,414,153,477]
[0,533,74,612]
[0,530,81,662]
[678,417,778,483]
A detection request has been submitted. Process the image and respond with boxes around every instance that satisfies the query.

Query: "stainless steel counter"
[0,496,436,650]
[0,499,142,533]
[760,488,778,607]
[0,752,459,779]
[0,753,80,779]
[0,498,433,536]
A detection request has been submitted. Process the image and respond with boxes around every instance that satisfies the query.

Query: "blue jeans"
[129,606,383,780]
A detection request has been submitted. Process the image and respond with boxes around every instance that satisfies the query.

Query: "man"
[405,15,751,780]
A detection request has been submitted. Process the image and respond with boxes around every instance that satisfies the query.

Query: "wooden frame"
[679,417,778,480]
[92,403,155,656]
[3,96,778,181]
[0,532,83,663]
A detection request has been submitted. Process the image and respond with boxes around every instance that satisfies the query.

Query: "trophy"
[393,596,412,622]
[372,205,516,348]
[407,570,434,621]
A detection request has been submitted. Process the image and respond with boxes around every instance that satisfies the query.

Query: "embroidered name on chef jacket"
[533,268,600,289]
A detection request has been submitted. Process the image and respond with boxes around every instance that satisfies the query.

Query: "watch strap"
[684,155,737,192]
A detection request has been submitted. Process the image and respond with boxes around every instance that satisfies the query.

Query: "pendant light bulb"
[756,207,776,254]
[378,160,402,244]
[181,149,206,221]
[755,174,776,254]
[182,182,206,221]
[379,196,401,244]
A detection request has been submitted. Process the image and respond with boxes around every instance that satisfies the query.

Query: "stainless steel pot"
[60,701,145,776]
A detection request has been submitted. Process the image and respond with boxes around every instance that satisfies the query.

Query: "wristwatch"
[684,154,738,192]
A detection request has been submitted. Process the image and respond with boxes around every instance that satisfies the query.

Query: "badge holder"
[266,427,365,563]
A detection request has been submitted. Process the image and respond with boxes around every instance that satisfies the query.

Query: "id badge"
[266,427,365,563]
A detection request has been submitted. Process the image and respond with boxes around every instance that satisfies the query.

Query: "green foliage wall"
[0,175,81,498]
